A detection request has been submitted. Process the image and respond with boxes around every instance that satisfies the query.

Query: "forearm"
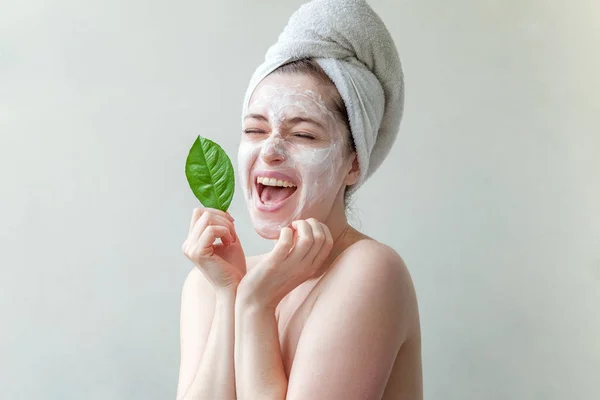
[234,293,287,400]
[179,289,237,400]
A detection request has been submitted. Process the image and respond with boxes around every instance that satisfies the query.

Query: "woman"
[177,1,422,399]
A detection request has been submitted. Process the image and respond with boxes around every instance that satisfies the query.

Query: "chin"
[249,210,292,240]
[254,226,282,240]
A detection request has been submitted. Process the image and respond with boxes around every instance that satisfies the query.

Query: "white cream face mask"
[238,82,350,239]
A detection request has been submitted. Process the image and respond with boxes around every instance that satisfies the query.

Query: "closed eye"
[243,129,267,135]
[293,133,315,140]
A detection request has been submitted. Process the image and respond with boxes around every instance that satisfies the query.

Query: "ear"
[343,153,360,186]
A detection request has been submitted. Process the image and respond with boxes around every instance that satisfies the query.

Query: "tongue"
[260,186,296,204]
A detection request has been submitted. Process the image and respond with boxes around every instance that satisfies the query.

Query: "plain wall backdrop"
[1,0,599,399]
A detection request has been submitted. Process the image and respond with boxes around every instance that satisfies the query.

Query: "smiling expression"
[238,73,352,239]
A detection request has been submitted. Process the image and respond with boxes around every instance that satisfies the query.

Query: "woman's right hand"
[182,207,246,291]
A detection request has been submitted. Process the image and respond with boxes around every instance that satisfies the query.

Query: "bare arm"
[284,241,415,399]
[233,240,416,400]
[234,293,288,399]
[177,207,245,399]
[176,268,237,400]
[233,220,333,399]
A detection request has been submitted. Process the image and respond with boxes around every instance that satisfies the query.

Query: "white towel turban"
[242,0,404,195]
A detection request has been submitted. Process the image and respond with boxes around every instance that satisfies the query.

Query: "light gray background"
[1,0,599,399]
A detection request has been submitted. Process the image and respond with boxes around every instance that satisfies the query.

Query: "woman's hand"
[238,218,334,310]
[182,207,246,291]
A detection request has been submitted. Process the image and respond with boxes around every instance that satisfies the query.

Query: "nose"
[259,136,286,165]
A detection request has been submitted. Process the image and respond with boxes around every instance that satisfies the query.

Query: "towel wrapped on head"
[242,0,404,195]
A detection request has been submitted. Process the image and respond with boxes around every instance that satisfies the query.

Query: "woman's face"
[238,72,353,239]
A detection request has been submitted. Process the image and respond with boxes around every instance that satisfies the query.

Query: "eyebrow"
[284,116,325,130]
[244,114,325,130]
[244,113,268,122]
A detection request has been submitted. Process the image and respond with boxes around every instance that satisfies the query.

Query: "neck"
[321,196,364,267]
[323,201,350,245]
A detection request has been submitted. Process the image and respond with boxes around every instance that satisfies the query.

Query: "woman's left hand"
[238,218,334,310]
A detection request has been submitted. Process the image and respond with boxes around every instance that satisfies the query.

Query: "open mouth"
[255,175,298,210]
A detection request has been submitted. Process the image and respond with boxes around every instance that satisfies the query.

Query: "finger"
[203,207,235,222]
[270,227,294,261]
[189,207,205,234]
[323,222,333,248]
[189,207,234,234]
[289,220,313,261]
[216,227,234,247]
[203,211,237,241]
[210,213,238,242]
[197,225,234,254]
[189,212,214,243]
[209,213,237,243]
[189,212,236,244]
[303,218,326,264]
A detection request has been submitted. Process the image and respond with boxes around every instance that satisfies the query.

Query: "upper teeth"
[256,176,297,188]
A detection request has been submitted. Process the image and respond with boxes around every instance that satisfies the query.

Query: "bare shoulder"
[283,239,421,398]
[329,239,414,292]
[342,239,408,268]
[316,239,419,333]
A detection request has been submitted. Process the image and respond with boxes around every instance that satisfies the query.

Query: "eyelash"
[243,130,315,140]
[293,133,315,140]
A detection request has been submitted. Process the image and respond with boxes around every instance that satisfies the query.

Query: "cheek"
[238,140,258,165]
[293,145,344,189]
[237,141,260,184]
[296,150,329,176]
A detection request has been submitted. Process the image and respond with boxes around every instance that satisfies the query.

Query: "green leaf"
[185,135,235,212]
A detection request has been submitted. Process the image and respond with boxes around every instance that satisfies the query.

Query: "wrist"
[236,281,278,314]
[214,284,239,302]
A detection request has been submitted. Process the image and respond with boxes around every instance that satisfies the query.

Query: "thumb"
[270,226,294,262]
